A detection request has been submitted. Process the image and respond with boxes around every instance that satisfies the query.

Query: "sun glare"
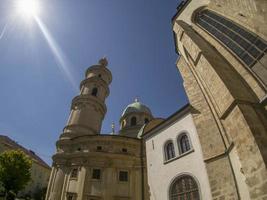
[16,0,40,18]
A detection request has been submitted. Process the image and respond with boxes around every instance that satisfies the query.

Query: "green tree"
[33,186,47,200]
[0,150,32,199]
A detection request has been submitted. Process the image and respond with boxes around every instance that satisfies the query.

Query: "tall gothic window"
[179,134,191,154]
[91,87,98,97]
[195,10,267,68]
[170,175,200,200]
[131,116,137,126]
[165,141,175,160]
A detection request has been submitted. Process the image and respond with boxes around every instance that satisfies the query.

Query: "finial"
[99,57,108,67]
[111,122,115,135]
[134,97,139,103]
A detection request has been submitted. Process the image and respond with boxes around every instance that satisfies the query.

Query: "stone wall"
[177,56,239,199]
[173,1,267,198]
[209,0,267,41]
[46,135,148,200]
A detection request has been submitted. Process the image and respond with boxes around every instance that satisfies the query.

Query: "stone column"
[77,166,87,200]
[47,167,65,200]
[45,167,56,200]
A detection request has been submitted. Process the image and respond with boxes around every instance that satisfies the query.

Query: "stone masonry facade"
[173,0,267,199]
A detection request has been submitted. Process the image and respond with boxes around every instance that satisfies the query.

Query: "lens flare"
[0,24,7,40]
[16,0,40,18]
[11,1,78,91]
[35,17,78,91]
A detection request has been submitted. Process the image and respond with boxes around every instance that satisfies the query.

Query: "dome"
[121,99,152,117]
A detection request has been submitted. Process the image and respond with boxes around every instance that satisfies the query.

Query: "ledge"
[204,142,234,163]
[171,0,191,24]
[164,149,194,165]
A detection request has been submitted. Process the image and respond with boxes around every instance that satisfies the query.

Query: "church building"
[45,58,150,200]
[46,0,267,200]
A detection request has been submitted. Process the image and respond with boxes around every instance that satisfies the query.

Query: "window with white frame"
[165,141,175,160]
[178,134,191,154]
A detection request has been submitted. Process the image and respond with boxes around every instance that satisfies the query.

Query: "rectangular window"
[119,171,128,182]
[96,146,102,151]
[67,195,74,200]
[70,168,78,179]
[92,169,101,180]
[122,148,127,153]
[67,193,76,200]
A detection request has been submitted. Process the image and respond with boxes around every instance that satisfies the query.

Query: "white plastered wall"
[145,113,212,200]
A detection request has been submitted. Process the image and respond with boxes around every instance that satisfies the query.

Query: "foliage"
[0,182,4,195]
[0,150,32,199]
[33,187,47,200]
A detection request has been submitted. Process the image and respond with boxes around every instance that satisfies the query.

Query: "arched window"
[165,141,175,160]
[131,116,137,126]
[179,134,191,154]
[195,10,267,85]
[91,87,98,97]
[170,175,200,200]
[195,10,267,68]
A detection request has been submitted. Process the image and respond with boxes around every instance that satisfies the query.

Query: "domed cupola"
[119,98,153,138]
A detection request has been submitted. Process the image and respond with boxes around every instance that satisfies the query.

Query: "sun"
[16,0,40,18]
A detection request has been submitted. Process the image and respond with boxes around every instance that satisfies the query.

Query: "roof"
[171,0,191,54]
[171,0,191,24]
[141,104,191,139]
[121,100,152,118]
[0,135,51,169]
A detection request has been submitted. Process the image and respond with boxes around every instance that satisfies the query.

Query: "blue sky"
[0,0,187,164]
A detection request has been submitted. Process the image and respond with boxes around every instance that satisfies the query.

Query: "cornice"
[71,94,107,116]
[80,76,110,97]
[85,65,112,84]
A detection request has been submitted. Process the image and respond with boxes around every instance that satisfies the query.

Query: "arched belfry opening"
[91,87,98,97]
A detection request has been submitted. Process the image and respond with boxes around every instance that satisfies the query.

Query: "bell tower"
[60,58,112,139]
